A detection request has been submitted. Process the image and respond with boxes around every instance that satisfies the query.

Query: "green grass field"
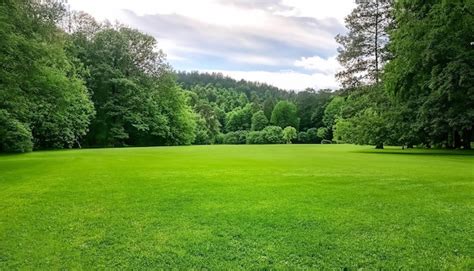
[0,145,473,269]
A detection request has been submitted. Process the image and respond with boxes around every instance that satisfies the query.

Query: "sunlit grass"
[0,145,472,269]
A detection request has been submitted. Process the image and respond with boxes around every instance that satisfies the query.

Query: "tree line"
[330,0,473,149]
[1,0,195,152]
[177,71,338,145]
[0,0,472,152]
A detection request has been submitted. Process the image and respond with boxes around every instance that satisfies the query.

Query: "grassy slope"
[0,145,473,269]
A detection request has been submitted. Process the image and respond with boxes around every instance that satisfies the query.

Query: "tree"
[71,25,195,146]
[333,85,392,149]
[238,93,249,107]
[0,0,94,151]
[336,0,394,88]
[323,97,345,128]
[322,96,345,140]
[251,110,268,131]
[0,110,33,153]
[309,90,334,129]
[193,101,221,143]
[385,0,474,149]
[283,126,297,144]
[306,128,319,144]
[193,114,212,145]
[271,101,300,129]
[263,97,275,119]
[225,104,252,132]
[295,89,333,130]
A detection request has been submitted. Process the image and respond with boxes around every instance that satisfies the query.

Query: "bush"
[261,126,284,144]
[297,131,309,143]
[283,126,297,144]
[307,128,319,143]
[317,127,329,140]
[321,139,332,144]
[214,133,225,144]
[246,131,265,144]
[0,110,33,153]
[223,131,248,144]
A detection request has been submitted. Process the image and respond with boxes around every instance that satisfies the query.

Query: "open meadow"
[0,145,473,269]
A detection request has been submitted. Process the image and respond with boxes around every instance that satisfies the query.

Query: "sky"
[67,0,356,91]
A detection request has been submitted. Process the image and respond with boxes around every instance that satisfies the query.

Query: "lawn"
[0,145,473,269]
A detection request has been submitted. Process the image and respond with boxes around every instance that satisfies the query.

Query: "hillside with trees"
[177,71,336,145]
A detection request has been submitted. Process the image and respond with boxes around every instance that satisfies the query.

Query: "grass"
[0,144,473,269]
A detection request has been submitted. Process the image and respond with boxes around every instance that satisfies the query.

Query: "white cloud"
[294,55,341,75]
[67,0,355,24]
[67,0,267,27]
[66,0,353,90]
[281,0,355,23]
[201,69,340,91]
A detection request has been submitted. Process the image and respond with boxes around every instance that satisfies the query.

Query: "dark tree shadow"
[355,148,474,157]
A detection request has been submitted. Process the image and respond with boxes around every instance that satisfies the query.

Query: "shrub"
[307,128,319,143]
[321,139,332,144]
[246,131,265,144]
[214,133,225,144]
[283,126,297,144]
[261,126,284,144]
[223,131,248,144]
[297,131,309,143]
[317,127,329,140]
[0,110,33,153]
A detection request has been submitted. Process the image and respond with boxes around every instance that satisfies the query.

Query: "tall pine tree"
[336,0,394,89]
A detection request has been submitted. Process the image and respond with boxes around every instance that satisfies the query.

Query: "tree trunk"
[374,0,379,84]
[375,143,384,149]
[447,130,454,149]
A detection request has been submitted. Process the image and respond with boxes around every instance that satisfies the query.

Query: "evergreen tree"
[251,110,269,131]
[336,0,394,88]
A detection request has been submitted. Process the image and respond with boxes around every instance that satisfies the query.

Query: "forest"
[1,0,473,153]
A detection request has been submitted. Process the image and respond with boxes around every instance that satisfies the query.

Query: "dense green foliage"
[251,110,268,131]
[69,18,195,147]
[223,130,248,144]
[1,145,473,269]
[177,72,337,145]
[384,0,474,149]
[270,101,300,130]
[0,0,94,151]
[0,1,196,152]
[330,0,473,149]
[282,126,297,144]
[0,110,33,153]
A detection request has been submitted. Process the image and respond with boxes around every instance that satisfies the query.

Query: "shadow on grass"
[356,148,474,157]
